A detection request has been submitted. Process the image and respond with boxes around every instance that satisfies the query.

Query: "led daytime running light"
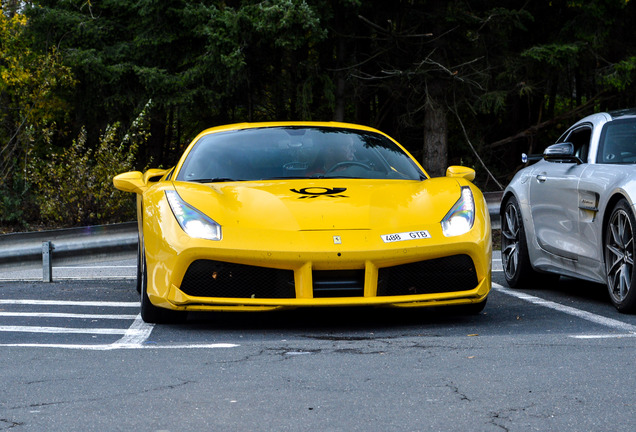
[166,190,222,241]
[441,186,475,237]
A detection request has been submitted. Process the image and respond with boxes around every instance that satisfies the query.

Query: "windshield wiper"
[260,176,309,180]
[311,175,366,179]
[190,178,242,183]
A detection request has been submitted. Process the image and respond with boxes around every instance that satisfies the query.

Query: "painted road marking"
[0,343,240,350]
[0,302,240,350]
[493,283,636,338]
[0,325,137,335]
[0,312,138,319]
[112,313,153,346]
[0,299,138,307]
[53,266,137,269]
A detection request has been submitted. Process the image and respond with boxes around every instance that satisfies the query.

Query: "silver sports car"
[500,109,636,313]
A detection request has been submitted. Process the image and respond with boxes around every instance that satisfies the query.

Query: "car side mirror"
[143,168,170,184]
[113,171,145,194]
[113,168,169,194]
[445,165,476,181]
[543,142,583,164]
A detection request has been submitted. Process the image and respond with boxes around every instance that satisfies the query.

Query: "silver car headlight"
[166,190,222,241]
[441,186,475,237]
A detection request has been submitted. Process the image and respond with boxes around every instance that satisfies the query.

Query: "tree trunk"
[148,106,167,164]
[423,100,447,177]
[333,38,347,122]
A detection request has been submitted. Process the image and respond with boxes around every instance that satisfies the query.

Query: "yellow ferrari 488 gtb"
[114,122,491,323]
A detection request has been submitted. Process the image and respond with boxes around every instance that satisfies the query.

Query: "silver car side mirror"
[543,142,583,164]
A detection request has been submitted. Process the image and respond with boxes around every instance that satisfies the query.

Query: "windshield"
[597,118,636,164]
[176,126,426,182]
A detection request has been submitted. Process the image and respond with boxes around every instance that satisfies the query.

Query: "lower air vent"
[313,270,365,298]
[377,254,478,296]
[180,260,295,299]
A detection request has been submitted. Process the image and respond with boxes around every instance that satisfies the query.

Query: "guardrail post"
[42,241,53,282]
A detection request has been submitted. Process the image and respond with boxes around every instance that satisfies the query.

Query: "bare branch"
[486,94,607,149]
[358,15,433,38]
[451,102,504,190]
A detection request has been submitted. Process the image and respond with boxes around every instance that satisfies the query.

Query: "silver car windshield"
[597,118,636,164]
[176,127,426,182]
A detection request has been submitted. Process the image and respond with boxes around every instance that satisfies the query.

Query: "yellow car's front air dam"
[163,279,489,311]
[155,252,491,312]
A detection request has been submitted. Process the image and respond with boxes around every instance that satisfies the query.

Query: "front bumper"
[144,222,492,312]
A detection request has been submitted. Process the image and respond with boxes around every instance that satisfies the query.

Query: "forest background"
[1,0,636,232]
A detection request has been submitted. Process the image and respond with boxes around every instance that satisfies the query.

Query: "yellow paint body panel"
[114,121,491,313]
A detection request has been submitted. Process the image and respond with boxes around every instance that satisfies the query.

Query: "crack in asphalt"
[214,338,464,362]
[486,402,538,431]
[7,379,196,411]
[302,333,443,341]
[446,382,471,402]
[24,377,81,386]
[486,412,511,432]
[0,419,24,430]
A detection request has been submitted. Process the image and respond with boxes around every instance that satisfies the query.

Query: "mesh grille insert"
[180,260,295,299]
[377,254,478,296]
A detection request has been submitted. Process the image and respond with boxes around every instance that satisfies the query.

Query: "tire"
[135,239,142,294]
[455,298,488,315]
[501,196,558,288]
[604,199,636,313]
[140,249,186,324]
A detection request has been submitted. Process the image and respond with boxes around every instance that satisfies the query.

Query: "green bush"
[28,105,150,227]
[0,171,39,232]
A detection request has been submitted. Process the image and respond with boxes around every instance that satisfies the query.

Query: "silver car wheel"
[605,206,634,304]
[501,201,520,281]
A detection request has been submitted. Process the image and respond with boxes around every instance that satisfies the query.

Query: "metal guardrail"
[0,193,502,281]
[485,191,502,230]
[0,222,138,273]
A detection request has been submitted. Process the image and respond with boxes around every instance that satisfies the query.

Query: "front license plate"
[381,230,431,243]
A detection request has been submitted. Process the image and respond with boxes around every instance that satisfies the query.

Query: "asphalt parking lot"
[1,253,635,431]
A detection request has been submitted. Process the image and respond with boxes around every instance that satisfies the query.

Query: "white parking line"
[0,343,240,350]
[53,266,137,269]
[0,299,138,307]
[112,314,154,347]
[0,312,138,319]
[492,258,502,272]
[0,302,240,350]
[0,325,137,335]
[492,283,636,338]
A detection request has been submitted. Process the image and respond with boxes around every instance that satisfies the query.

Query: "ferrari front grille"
[377,254,478,296]
[180,260,295,299]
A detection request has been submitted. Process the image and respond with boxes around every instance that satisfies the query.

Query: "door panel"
[529,162,586,260]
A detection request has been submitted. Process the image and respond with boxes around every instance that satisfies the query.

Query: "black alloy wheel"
[604,199,636,313]
[501,196,557,287]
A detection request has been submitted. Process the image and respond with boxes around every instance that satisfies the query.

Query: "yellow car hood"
[173,179,463,231]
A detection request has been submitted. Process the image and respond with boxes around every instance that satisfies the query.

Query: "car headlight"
[166,190,222,241]
[441,186,475,237]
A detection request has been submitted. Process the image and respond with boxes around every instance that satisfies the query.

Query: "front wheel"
[604,199,636,313]
[501,196,558,287]
[140,250,186,324]
[454,298,488,315]
[136,239,142,294]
